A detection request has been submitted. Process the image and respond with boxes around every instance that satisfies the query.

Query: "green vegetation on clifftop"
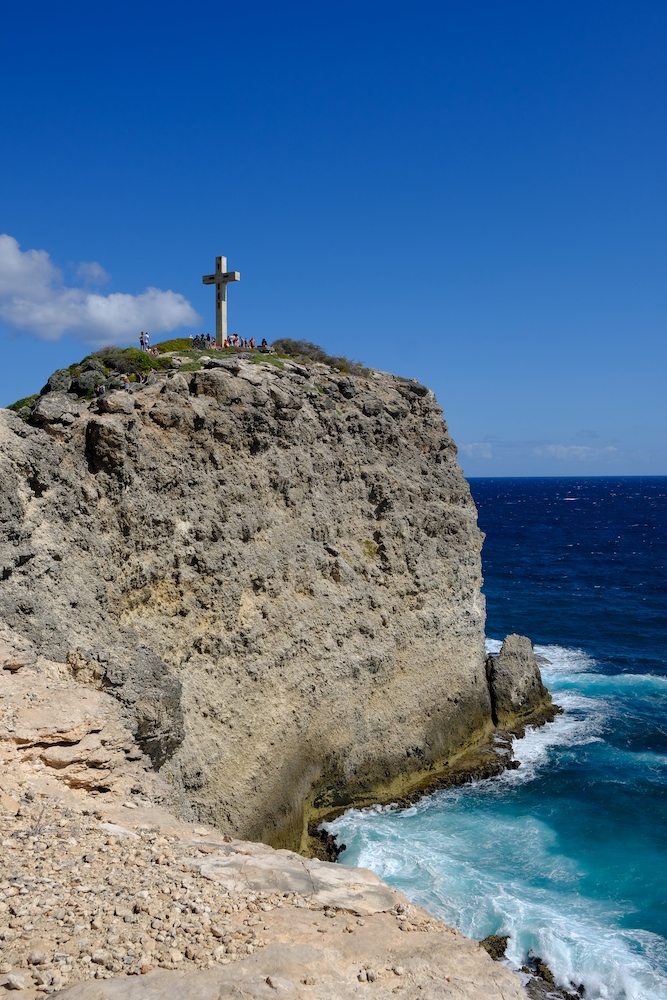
[7,337,367,412]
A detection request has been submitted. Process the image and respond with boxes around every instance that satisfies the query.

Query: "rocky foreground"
[0,631,527,999]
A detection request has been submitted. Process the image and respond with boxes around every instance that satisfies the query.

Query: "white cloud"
[77,260,111,285]
[459,442,493,459]
[0,234,201,343]
[537,444,617,461]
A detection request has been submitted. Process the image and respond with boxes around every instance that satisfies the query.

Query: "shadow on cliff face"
[67,646,185,769]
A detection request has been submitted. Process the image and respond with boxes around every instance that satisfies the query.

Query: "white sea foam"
[487,643,608,788]
[330,800,667,999]
[326,642,667,999]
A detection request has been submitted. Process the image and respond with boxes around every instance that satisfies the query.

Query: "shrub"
[270,338,365,374]
[7,394,38,413]
[91,347,171,375]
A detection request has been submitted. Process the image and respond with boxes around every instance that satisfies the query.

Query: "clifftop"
[0,343,555,856]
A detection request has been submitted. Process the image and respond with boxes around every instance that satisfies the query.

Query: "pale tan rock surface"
[0,650,526,999]
[0,357,500,849]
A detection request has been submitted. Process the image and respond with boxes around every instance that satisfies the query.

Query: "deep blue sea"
[328,478,667,999]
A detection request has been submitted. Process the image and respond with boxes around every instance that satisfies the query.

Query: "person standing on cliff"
[139,331,144,351]
[145,331,150,352]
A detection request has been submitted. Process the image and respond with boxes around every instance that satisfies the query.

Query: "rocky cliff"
[0,348,554,854]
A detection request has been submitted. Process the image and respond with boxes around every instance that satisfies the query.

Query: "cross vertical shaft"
[202,255,240,346]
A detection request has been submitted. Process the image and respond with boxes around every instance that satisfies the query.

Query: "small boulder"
[40,369,72,395]
[27,948,48,966]
[165,372,190,395]
[337,377,356,398]
[486,634,557,728]
[98,393,135,415]
[5,974,26,990]
[0,639,36,673]
[204,357,240,373]
[71,370,103,396]
[30,392,79,427]
[81,358,105,374]
[0,793,19,815]
[406,379,429,396]
[150,392,192,428]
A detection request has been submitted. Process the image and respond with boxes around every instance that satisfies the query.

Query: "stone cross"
[202,256,240,346]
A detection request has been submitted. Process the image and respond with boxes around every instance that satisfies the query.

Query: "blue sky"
[1,1,666,475]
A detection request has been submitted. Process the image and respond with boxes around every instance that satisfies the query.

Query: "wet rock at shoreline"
[479,933,509,960]
[486,634,559,732]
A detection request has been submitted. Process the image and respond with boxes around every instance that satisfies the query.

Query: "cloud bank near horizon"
[459,440,618,463]
[456,436,633,476]
[0,235,201,344]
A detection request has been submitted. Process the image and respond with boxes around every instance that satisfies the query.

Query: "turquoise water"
[327,479,667,999]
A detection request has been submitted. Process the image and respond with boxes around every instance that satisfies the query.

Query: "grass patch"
[164,347,247,362]
[361,540,378,559]
[154,337,195,354]
[176,361,202,372]
[251,353,285,369]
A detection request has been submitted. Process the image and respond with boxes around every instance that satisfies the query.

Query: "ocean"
[327,478,667,999]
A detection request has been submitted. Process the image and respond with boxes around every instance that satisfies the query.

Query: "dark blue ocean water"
[328,478,667,999]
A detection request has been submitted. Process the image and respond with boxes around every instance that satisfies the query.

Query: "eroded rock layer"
[2,356,497,847]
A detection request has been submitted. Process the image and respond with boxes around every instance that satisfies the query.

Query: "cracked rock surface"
[0,648,525,999]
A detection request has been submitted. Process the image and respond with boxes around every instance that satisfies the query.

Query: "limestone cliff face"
[0,356,490,849]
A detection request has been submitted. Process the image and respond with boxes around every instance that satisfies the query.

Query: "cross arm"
[202,274,216,284]
[222,271,240,282]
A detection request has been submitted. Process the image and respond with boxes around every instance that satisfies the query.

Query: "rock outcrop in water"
[486,634,558,733]
[0,348,555,856]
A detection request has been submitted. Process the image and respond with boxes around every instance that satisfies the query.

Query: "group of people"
[189,333,257,350]
[138,332,159,356]
[224,334,255,349]
[136,330,269,354]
